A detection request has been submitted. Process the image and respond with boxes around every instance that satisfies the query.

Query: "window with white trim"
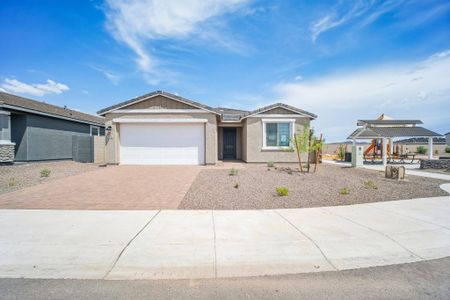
[262,119,295,149]
[90,125,100,136]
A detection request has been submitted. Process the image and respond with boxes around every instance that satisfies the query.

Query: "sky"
[0,0,449,142]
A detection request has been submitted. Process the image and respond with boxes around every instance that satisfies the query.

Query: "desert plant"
[8,177,16,187]
[363,180,378,190]
[446,146,450,153]
[291,126,311,173]
[339,187,350,195]
[267,161,275,168]
[229,168,238,176]
[416,146,427,154]
[40,168,51,178]
[276,186,289,196]
[234,182,239,189]
[337,144,346,161]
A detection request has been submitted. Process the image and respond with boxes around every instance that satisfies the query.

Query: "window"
[90,125,100,136]
[263,119,294,149]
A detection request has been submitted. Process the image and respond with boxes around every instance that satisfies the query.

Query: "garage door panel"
[120,123,205,165]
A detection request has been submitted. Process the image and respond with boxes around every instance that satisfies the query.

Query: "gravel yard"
[179,163,449,209]
[0,161,99,194]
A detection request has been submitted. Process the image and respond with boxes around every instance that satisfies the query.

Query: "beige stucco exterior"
[103,95,218,165]
[242,117,310,163]
[101,94,315,165]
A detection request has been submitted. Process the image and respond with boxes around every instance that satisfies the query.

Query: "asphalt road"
[1,257,449,300]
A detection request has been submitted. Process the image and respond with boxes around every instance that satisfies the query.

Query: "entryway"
[223,128,237,160]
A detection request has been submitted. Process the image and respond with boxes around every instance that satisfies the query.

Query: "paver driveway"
[0,165,200,209]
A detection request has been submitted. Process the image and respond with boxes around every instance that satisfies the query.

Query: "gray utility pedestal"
[352,145,364,167]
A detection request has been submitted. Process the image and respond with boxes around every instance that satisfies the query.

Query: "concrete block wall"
[93,136,105,164]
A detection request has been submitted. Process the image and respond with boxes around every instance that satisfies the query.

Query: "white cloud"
[0,78,69,97]
[310,0,406,42]
[273,50,450,142]
[103,0,250,82]
[90,65,121,85]
[294,75,303,81]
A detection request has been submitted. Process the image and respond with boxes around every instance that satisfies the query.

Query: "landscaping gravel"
[0,161,99,194]
[179,163,449,209]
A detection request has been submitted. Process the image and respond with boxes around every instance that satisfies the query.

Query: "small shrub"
[267,161,275,168]
[416,146,427,154]
[234,182,239,189]
[337,144,346,161]
[229,168,238,176]
[40,168,51,178]
[435,149,439,155]
[276,186,289,196]
[363,180,378,190]
[446,146,450,153]
[339,187,350,195]
[8,177,16,187]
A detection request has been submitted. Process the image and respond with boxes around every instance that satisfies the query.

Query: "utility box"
[352,145,364,167]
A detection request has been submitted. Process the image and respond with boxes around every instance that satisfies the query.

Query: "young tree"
[292,126,311,173]
[311,134,324,172]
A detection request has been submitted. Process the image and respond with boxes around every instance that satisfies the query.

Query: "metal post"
[382,137,387,166]
[428,137,433,159]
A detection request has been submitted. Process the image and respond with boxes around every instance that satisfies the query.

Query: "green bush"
[229,168,238,176]
[40,168,51,178]
[446,146,450,153]
[276,186,289,196]
[416,146,427,154]
[363,180,378,190]
[337,144,346,160]
[339,187,350,195]
[267,161,275,168]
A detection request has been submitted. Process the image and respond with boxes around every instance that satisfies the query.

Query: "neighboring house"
[446,132,450,146]
[97,90,317,165]
[0,92,105,162]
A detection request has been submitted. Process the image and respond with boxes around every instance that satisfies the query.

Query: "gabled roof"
[348,126,442,139]
[214,107,249,121]
[97,90,219,115]
[357,119,423,126]
[0,92,104,126]
[241,103,317,119]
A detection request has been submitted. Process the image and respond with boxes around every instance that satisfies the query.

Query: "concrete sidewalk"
[1,183,449,280]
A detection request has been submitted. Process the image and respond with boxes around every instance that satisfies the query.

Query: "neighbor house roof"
[0,92,104,126]
[396,137,445,144]
[97,90,219,115]
[348,126,442,139]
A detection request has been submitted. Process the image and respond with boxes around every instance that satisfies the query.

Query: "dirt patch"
[179,163,449,209]
[0,161,99,194]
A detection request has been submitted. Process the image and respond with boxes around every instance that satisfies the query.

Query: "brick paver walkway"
[0,165,200,209]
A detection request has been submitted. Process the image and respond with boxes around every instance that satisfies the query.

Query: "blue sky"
[1,0,449,141]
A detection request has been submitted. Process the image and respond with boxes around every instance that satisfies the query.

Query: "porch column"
[382,137,387,166]
[428,137,433,159]
[389,138,393,162]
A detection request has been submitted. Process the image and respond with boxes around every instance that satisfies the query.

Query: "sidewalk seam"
[369,204,450,232]
[103,210,161,279]
[274,210,339,271]
[211,210,218,278]
[321,208,425,260]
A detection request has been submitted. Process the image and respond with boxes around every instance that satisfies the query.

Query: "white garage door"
[120,123,205,165]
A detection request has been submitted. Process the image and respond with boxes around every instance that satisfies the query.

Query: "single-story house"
[97,90,317,165]
[0,92,105,162]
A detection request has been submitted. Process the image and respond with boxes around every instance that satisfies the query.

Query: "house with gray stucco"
[0,92,104,162]
[98,90,317,165]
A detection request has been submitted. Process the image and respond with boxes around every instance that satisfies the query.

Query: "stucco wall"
[93,136,105,164]
[243,117,310,163]
[104,112,218,165]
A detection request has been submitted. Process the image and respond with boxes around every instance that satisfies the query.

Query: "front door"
[223,128,237,160]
